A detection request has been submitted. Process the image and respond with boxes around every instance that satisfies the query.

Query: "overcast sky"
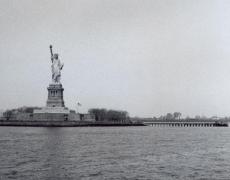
[1,0,230,117]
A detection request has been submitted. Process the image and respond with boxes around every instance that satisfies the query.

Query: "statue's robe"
[51,58,63,83]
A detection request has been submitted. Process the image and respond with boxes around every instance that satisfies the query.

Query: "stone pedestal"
[46,83,65,107]
[33,83,71,121]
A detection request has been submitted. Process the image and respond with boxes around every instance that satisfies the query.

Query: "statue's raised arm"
[49,45,53,62]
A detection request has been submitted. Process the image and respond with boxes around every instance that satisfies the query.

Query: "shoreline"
[0,120,146,127]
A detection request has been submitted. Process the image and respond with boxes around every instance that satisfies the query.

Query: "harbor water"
[0,126,230,179]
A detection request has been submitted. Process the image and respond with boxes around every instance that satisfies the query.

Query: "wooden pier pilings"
[143,121,228,127]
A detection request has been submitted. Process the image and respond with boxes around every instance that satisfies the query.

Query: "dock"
[143,120,229,127]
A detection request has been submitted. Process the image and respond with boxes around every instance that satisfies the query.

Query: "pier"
[143,120,229,127]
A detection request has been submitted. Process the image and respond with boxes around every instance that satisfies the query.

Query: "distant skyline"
[1,0,230,117]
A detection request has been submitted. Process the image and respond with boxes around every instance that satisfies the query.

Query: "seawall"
[0,120,145,127]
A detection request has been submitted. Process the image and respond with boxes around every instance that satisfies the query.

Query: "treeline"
[88,108,130,122]
[154,112,182,121]
[151,112,229,121]
[3,107,40,118]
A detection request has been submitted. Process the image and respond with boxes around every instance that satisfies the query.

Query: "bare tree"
[173,112,182,120]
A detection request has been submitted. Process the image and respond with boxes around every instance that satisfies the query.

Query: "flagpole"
[76,102,81,114]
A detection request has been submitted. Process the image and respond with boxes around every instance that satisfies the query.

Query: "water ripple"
[0,127,230,179]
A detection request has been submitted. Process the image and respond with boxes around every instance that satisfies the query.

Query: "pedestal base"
[33,107,71,121]
[34,107,70,114]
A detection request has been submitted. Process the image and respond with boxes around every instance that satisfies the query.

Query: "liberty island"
[0,45,139,126]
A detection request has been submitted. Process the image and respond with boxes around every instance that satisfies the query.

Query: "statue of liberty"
[49,45,64,83]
